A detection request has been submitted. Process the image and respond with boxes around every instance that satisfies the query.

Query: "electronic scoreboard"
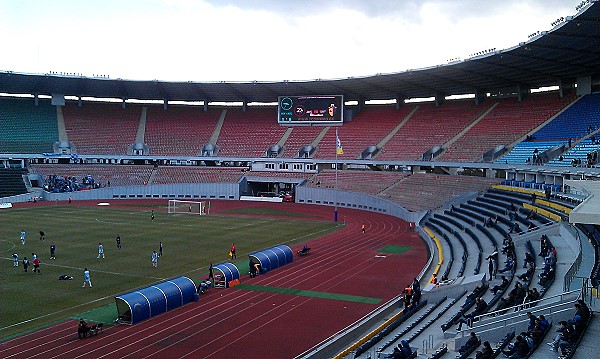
[278,95,343,126]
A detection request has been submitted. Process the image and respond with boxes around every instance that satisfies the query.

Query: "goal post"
[168,199,209,215]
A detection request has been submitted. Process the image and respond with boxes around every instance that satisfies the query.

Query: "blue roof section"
[249,244,293,273]
[115,276,196,325]
[213,262,240,288]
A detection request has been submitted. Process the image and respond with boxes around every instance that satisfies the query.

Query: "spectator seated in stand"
[44,173,99,193]
[458,332,480,355]
[538,266,555,287]
[526,312,537,331]
[474,341,493,359]
[547,320,577,352]
[506,282,526,307]
[491,276,510,295]
[523,252,535,268]
[517,262,535,282]
[574,300,591,322]
[391,340,413,359]
[544,249,557,267]
[502,333,529,358]
[498,256,516,274]
[457,298,488,330]
[537,314,550,332]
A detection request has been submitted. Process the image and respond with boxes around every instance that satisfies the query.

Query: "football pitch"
[0,201,342,340]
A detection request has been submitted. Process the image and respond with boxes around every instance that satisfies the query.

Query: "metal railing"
[564,223,583,291]
[456,289,580,336]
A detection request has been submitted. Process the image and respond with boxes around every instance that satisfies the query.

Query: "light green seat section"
[0,97,58,153]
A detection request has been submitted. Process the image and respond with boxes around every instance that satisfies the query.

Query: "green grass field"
[0,203,342,340]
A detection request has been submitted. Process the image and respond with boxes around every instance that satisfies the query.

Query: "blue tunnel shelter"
[114,276,196,325]
[249,244,293,274]
[213,262,240,288]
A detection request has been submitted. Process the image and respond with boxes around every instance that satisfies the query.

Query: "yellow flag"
[336,135,344,155]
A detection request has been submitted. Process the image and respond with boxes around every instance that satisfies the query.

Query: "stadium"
[1,1,600,358]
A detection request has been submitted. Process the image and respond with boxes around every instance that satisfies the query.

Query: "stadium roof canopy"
[1,2,600,104]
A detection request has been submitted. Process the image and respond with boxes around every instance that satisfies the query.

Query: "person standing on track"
[361,223,366,234]
[82,268,92,287]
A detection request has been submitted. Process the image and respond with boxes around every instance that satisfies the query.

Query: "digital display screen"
[278,95,343,126]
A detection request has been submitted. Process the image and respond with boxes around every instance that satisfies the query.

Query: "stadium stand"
[440,92,574,162]
[216,107,286,157]
[3,12,600,356]
[530,93,600,141]
[376,100,488,161]
[306,170,407,195]
[30,164,153,187]
[152,166,245,184]
[315,105,414,159]
[0,168,28,198]
[144,106,221,156]
[0,97,58,154]
[62,102,141,155]
[376,173,501,212]
[281,126,324,158]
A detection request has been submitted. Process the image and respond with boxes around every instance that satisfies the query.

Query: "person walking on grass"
[151,250,158,268]
[115,234,121,249]
[97,242,104,259]
[230,243,236,259]
[82,268,92,287]
[159,241,163,257]
[12,253,19,267]
[20,229,26,245]
[50,243,56,260]
[32,257,41,274]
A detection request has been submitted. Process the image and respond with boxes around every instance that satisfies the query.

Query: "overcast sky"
[0,0,585,82]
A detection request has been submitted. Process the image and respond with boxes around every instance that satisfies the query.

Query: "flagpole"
[334,128,339,222]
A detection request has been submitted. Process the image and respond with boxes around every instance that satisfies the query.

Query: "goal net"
[168,200,209,215]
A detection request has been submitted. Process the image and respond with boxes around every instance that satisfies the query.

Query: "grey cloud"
[204,0,580,19]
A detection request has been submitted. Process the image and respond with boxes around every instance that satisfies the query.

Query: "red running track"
[0,201,427,359]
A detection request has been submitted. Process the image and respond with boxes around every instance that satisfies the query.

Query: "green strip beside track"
[378,245,412,254]
[235,284,381,304]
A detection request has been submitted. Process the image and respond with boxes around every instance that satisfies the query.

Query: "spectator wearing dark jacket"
[458,332,479,355]
[475,341,493,359]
